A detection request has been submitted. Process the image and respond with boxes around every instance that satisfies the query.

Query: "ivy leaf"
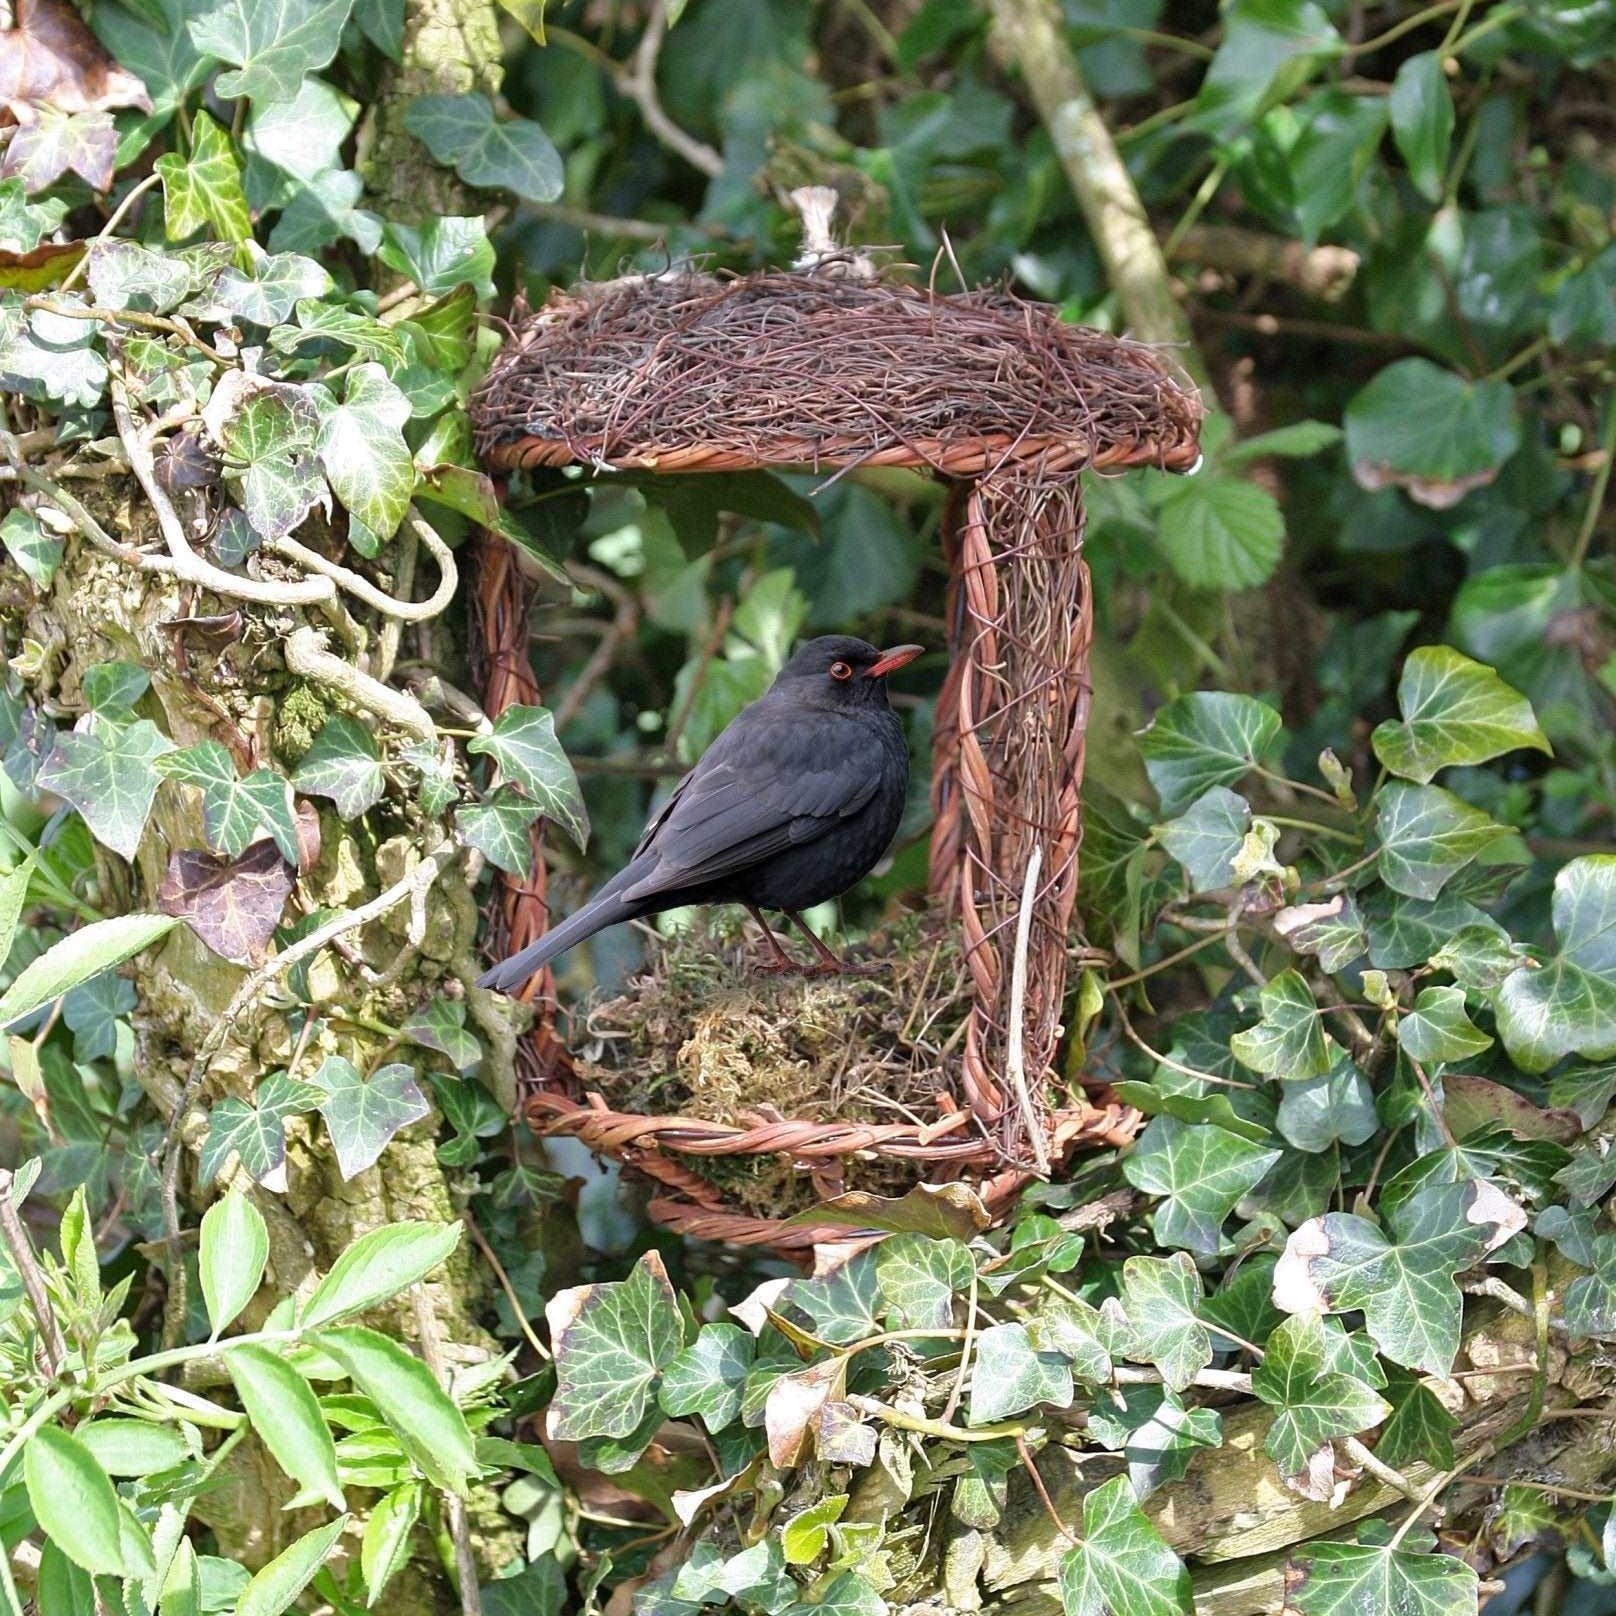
[271,298,406,366]
[378,215,496,298]
[316,363,415,544]
[454,789,542,877]
[1397,986,1493,1064]
[38,717,173,859]
[0,177,64,252]
[1372,783,1508,903]
[213,377,326,542]
[1084,1385,1221,1499]
[1,506,63,590]
[1344,360,1520,506]
[1276,1059,1379,1153]
[1057,1475,1191,1616]
[784,1251,882,1346]
[1376,1366,1459,1469]
[1,303,108,409]
[2,106,118,192]
[62,970,135,1062]
[1122,1116,1281,1255]
[189,0,356,104]
[85,239,197,313]
[1284,1539,1478,1616]
[1153,476,1285,591]
[1495,856,1616,1072]
[198,1070,322,1193]
[1252,1312,1390,1495]
[967,1323,1073,1425]
[403,998,482,1073]
[271,166,383,255]
[546,1251,686,1441]
[310,1056,429,1180]
[207,251,332,326]
[1389,52,1454,202]
[1026,1294,1113,1384]
[1562,1233,1616,1341]
[158,842,294,964]
[92,0,211,118]
[874,1234,973,1332]
[1273,1181,1514,1374]
[83,661,149,715]
[1157,786,1251,892]
[157,741,299,862]
[467,705,589,850]
[1118,1254,1211,1394]
[157,111,250,243]
[659,1323,755,1429]
[1372,648,1549,784]
[1229,969,1332,1080]
[404,93,563,202]
[292,715,383,820]
[1138,692,1282,816]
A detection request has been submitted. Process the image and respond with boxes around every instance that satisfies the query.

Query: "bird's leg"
[783,912,886,977]
[745,905,802,974]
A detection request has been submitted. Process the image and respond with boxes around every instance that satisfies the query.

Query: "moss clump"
[273,680,329,762]
[572,909,971,1216]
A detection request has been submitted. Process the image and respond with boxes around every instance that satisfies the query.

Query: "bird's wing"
[622,711,883,901]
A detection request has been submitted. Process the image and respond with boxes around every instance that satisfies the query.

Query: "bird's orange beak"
[865,644,924,680]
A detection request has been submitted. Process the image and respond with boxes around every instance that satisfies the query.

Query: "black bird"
[476,635,922,994]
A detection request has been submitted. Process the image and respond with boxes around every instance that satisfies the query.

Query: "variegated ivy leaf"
[1397,985,1493,1064]
[189,0,356,105]
[0,178,66,253]
[1276,1058,1378,1153]
[213,376,326,542]
[291,715,383,821]
[4,106,118,193]
[467,705,589,850]
[1057,1475,1192,1616]
[404,93,563,203]
[401,738,458,816]
[1428,924,1530,992]
[1117,1253,1211,1394]
[967,1322,1073,1426]
[873,1233,973,1332]
[1495,856,1616,1073]
[0,302,108,409]
[1284,1538,1478,1616]
[1230,969,1333,1080]
[315,364,414,545]
[198,1071,322,1192]
[1137,691,1282,816]
[85,240,196,313]
[244,73,357,181]
[0,508,63,591]
[202,251,333,326]
[546,1251,686,1441]
[1373,782,1510,902]
[157,740,300,863]
[659,1322,755,1429]
[38,718,173,860]
[1371,646,1549,785]
[454,789,541,877]
[1123,1115,1282,1255]
[1085,1384,1222,1499]
[309,1055,429,1180]
[783,1250,881,1346]
[156,111,250,243]
[1026,1293,1112,1384]
[271,299,407,367]
[402,997,481,1073]
[1156,785,1249,892]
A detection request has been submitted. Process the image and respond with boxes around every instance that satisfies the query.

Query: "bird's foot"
[805,958,888,978]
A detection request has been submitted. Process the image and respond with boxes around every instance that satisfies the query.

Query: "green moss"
[273,681,329,763]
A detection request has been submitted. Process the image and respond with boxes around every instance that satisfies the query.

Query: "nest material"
[469,263,1203,1250]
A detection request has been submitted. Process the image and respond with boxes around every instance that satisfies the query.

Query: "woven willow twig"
[469,266,1202,1251]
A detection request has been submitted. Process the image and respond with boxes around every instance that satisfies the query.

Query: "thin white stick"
[1007,844,1051,1176]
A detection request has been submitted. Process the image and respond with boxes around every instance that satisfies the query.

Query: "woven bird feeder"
[469,210,1203,1250]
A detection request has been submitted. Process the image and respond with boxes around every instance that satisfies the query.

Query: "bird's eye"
[830,660,853,681]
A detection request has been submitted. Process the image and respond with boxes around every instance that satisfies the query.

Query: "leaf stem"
[1568,397,1616,570]
[847,1394,1033,1443]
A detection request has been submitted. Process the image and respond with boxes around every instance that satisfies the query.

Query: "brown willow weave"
[470,267,1202,1250]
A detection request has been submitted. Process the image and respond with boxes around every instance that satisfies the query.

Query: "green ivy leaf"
[1026,1293,1113,1384]
[1154,476,1285,591]
[547,1252,686,1441]
[1252,1312,1390,1491]
[189,0,356,104]
[0,177,63,253]
[1495,856,1616,1071]
[316,363,415,543]
[39,717,174,859]
[207,251,333,326]
[271,298,407,366]
[310,1056,430,1180]
[1118,1253,1211,1393]
[1138,692,1282,816]
[1111,1081,1273,1145]
[1397,986,1493,1064]
[1274,1181,1514,1374]
[1372,648,1549,784]
[292,715,384,821]
[0,303,108,410]
[157,111,251,243]
[215,378,326,542]
[467,705,589,850]
[782,1495,849,1566]
[1230,969,1332,1080]
[85,239,197,313]
[1156,786,1251,892]
[1376,1366,1459,1469]
[403,997,482,1072]
[82,661,150,715]
[378,215,496,298]
[455,789,542,877]
[1084,1385,1222,1499]
[1428,924,1531,993]
[1057,1474,1191,1616]
[0,507,63,591]
[874,1233,973,1332]
[784,1251,882,1345]
[1344,360,1520,502]
[1562,1233,1616,1340]
[404,93,563,202]
[198,1070,322,1192]
[157,741,300,862]
[1284,1539,1478,1616]
[1276,1058,1378,1153]
[93,0,212,118]
[1372,783,1509,902]
[967,1322,1074,1425]
[659,1322,755,1428]
[62,970,136,1062]
[1122,1115,1281,1255]
[1389,52,1454,201]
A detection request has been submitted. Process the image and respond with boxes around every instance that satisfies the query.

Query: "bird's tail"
[473,883,639,994]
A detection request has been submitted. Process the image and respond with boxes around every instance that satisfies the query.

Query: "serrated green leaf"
[1154,476,1285,591]
[1397,986,1493,1064]
[292,715,383,820]
[1252,1312,1390,1486]
[1230,969,1331,1080]
[1495,856,1616,1072]
[1389,52,1454,202]
[1,506,63,591]
[24,1426,141,1577]
[874,1233,973,1332]
[548,1251,686,1441]
[227,1343,345,1510]
[1122,1115,1281,1255]
[455,789,542,877]
[200,1189,268,1337]
[310,1055,430,1180]
[1284,1539,1477,1616]
[967,1322,1074,1425]
[39,717,174,858]
[1118,1253,1210,1393]
[467,705,589,850]
[361,1482,420,1607]
[404,93,563,202]
[189,0,355,103]
[1085,1384,1222,1499]
[1057,1474,1191,1616]
[302,1220,461,1328]
[236,1516,349,1616]
[1221,420,1342,466]
[1372,648,1549,784]
[659,1322,755,1428]
[316,362,415,542]
[1138,692,1282,815]
[0,913,176,1027]
[157,112,250,243]
[198,1071,321,1191]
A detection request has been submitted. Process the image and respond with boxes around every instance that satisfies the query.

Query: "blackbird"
[476,635,922,994]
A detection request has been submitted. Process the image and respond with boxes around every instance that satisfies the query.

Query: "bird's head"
[773,635,924,708]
